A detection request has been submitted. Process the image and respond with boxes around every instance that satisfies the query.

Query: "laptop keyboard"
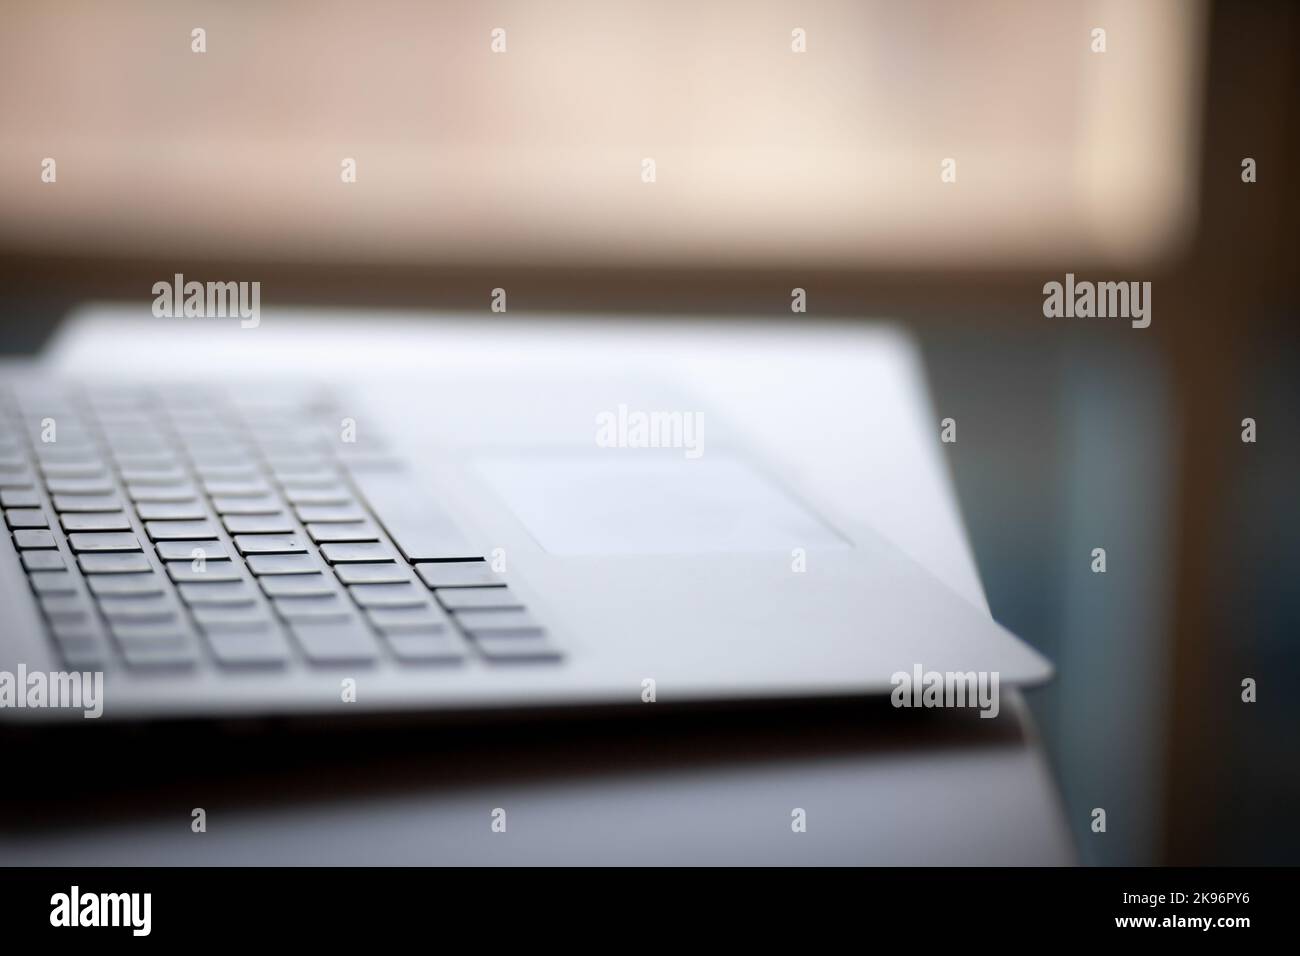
[0,385,562,671]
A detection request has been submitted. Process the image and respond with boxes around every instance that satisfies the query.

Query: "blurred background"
[0,0,1296,864]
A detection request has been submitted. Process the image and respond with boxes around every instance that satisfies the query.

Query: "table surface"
[0,307,1073,864]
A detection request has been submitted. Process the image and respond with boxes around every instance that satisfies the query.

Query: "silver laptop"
[0,314,1051,723]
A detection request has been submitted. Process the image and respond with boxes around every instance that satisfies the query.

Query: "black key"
[135,500,207,521]
[289,620,377,664]
[22,550,66,572]
[0,488,39,508]
[348,582,429,608]
[207,629,290,666]
[68,531,141,552]
[156,539,228,560]
[318,541,396,564]
[13,529,57,549]
[5,508,48,529]
[234,534,307,555]
[53,493,123,512]
[86,573,166,596]
[335,563,412,585]
[60,512,131,531]
[166,560,244,583]
[347,470,477,561]
[145,520,218,541]
[415,561,500,588]
[246,553,319,575]
[386,631,464,662]
[434,586,522,611]
[78,552,151,574]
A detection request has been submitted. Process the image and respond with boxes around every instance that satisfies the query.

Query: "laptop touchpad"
[479,454,849,556]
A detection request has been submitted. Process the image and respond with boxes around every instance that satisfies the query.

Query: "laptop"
[0,307,1052,723]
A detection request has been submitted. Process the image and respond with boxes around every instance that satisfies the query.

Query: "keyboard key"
[54,494,124,513]
[272,594,352,621]
[473,634,562,662]
[156,539,228,560]
[97,595,178,623]
[29,570,77,594]
[203,478,271,497]
[60,511,131,531]
[434,586,522,611]
[78,552,151,573]
[294,504,365,524]
[111,621,190,645]
[207,629,290,666]
[145,520,219,541]
[306,522,379,543]
[120,643,198,669]
[45,476,114,495]
[223,513,296,535]
[234,534,308,555]
[385,631,464,662]
[22,550,66,571]
[128,483,199,503]
[0,488,39,508]
[259,573,339,597]
[284,486,352,506]
[289,620,377,664]
[13,529,57,549]
[166,559,244,583]
[5,508,49,528]
[212,494,282,515]
[191,605,275,630]
[318,541,396,564]
[68,531,141,552]
[86,572,166,596]
[118,465,187,484]
[366,604,450,633]
[52,629,107,668]
[453,609,543,634]
[178,580,256,606]
[348,470,478,561]
[415,561,500,588]
[348,582,429,608]
[246,553,319,575]
[40,461,106,480]
[38,594,93,622]
[335,563,412,585]
[135,500,207,520]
